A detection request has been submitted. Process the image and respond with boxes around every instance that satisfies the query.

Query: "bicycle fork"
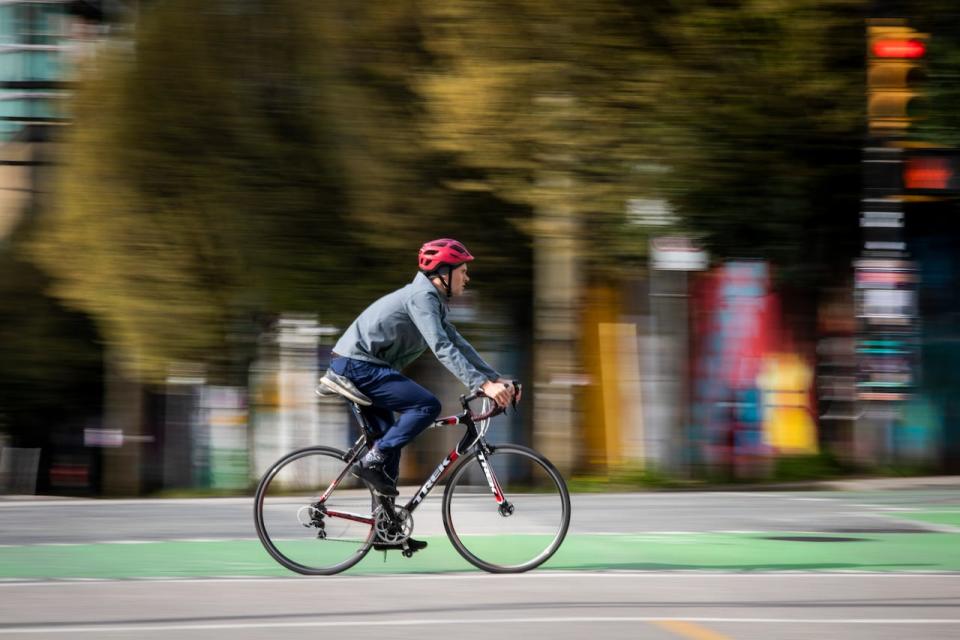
[476,446,514,517]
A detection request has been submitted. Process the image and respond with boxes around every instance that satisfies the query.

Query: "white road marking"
[2,538,258,548]
[1,615,959,634]
[1,571,959,588]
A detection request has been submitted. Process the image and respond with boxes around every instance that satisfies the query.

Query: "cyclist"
[325,238,516,524]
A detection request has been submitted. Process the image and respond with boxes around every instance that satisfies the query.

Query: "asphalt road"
[2,487,955,544]
[2,573,958,639]
[1,486,958,639]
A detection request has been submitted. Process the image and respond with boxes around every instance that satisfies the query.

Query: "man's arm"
[442,317,501,382]
[406,292,492,391]
[442,314,517,408]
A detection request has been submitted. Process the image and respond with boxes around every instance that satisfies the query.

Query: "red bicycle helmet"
[418,238,474,273]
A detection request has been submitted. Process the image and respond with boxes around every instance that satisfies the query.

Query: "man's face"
[450,264,470,296]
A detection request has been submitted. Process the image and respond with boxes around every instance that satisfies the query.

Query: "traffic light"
[867,23,928,135]
[902,148,960,195]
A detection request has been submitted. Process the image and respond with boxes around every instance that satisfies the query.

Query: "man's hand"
[480,380,516,408]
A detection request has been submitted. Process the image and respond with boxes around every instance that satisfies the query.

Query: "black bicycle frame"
[318,394,504,527]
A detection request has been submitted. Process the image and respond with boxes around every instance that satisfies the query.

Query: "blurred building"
[0,0,68,238]
[0,1,121,237]
[0,1,118,496]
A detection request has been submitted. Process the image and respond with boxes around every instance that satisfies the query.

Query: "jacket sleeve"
[406,291,495,390]
[443,317,501,382]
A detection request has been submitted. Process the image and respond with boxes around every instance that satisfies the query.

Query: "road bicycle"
[253,378,570,575]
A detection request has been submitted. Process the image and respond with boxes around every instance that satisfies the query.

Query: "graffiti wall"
[691,261,817,477]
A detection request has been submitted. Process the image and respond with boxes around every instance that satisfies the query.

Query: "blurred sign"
[204,386,249,490]
[651,236,708,271]
[84,428,123,447]
[627,198,678,227]
[855,258,916,322]
[854,258,918,402]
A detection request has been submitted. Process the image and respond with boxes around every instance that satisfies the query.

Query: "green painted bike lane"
[2,528,959,579]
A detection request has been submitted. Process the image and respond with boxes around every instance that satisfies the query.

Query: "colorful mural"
[692,261,817,476]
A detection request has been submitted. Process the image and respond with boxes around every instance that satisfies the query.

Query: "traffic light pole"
[855,19,925,465]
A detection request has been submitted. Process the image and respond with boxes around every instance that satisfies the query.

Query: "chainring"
[373,505,414,545]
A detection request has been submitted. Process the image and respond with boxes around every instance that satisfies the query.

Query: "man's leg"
[335,358,441,491]
[363,373,441,483]
[359,406,399,483]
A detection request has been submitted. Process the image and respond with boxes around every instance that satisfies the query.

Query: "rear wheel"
[254,446,375,575]
[442,443,570,573]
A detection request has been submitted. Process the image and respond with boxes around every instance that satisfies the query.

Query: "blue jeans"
[330,357,441,482]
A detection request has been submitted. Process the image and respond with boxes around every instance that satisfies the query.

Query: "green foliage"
[651,0,866,286]
[416,0,662,278]
[415,0,868,286]
[30,0,534,383]
[906,4,960,147]
[32,1,354,382]
[0,239,102,443]
[772,453,849,481]
[309,0,534,300]
[27,0,878,383]
[570,462,678,492]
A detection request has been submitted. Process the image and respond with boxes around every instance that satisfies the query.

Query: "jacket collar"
[413,272,443,299]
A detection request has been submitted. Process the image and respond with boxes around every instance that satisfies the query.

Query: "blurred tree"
[28,0,872,386]
[649,0,866,290]
[414,1,669,470]
[311,1,533,300]
[413,0,867,468]
[416,0,867,285]
[0,241,103,495]
[905,3,960,147]
[31,0,354,383]
[29,0,533,384]
[0,239,102,447]
[416,0,660,279]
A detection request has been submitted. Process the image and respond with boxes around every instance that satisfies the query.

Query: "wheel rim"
[443,445,570,572]
[255,447,374,575]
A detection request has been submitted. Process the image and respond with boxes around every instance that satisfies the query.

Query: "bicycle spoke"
[254,447,375,575]
[443,444,570,573]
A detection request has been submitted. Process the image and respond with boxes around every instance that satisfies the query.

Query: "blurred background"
[1,0,958,497]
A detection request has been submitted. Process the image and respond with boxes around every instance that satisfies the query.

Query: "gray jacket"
[333,273,500,390]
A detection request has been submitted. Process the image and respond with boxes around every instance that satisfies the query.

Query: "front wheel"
[442,443,571,573]
[254,446,375,575]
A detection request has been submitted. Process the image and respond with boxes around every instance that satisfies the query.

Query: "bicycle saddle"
[316,370,373,406]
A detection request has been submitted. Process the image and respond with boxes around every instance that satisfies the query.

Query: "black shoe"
[373,537,428,552]
[351,462,399,497]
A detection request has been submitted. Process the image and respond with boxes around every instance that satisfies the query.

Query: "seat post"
[347,401,379,444]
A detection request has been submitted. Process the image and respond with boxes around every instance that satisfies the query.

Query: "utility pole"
[855,18,927,464]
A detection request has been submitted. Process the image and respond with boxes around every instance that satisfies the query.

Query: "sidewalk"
[3,475,960,504]
[688,475,960,493]
[816,476,960,491]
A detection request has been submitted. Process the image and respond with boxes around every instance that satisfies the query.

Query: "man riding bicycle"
[322,238,517,550]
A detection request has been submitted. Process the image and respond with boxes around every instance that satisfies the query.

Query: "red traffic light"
[872,39,926,59]
[901,150,960,195]
[904,156,952,190]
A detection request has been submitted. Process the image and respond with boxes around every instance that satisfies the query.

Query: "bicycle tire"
[254,446,375,575]
[442,443,571,573]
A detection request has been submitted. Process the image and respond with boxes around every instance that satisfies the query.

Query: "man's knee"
[418,396,442,422]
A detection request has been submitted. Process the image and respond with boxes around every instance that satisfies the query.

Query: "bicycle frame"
[318,390,512,528]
